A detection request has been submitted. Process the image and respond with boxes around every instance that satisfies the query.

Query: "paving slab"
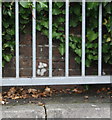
[1,85,112,119]
[2,104,45,119]
[43,92,111,119]
[46,103,110,119]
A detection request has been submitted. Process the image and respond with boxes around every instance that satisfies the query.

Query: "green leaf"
[103,44,109,53]
[87,30,98,41]
[69,42,76,49]
[41,21,48,29]
[70,16,79,27]
[52,8,61,15]
[3,54,12,62]
[3,41,15,51]
[6,29,15,35]
[87,3,99,10]
[104,55,110,63]
[36,24,42,31]
[86,59,91,67]
[57,16,65,23]
[75,49,81,57]
[87,54,93,60]
[55,2,64,8]
[105,4,111,14]
[3,22,9,28]
[73,4,81,16]
[93,55,98,60]
[59,43,65,56]
[7,11,11,16]
[42,29,48,36]
[20,2,30,8]
[39,2,48,8]
[74,57,81,64]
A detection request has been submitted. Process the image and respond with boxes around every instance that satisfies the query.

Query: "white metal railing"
[0,3,2,79]
[49,0,52,77]
[0,1,111,86]
[15,1,19,78]
[32,1,36,78]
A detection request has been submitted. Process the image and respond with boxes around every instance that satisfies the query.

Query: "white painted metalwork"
[65,0,69,77]
[82,0,86,76]
[98,3,102,76]
[15,1,19,78]
[0,3,2,78]
[0,1,111,86]
[32,1,36,78]
[1,76,110,86]
[49,0,52,77]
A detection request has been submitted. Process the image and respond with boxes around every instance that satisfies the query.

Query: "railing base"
[1,76,111,86]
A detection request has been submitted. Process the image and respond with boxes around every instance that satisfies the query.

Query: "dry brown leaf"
[101,88,107,92]
[107,87,110,90]
[38,92,47,97]
[28,88,37,94]
[7,87,16,97]
[66,89,71,91]
[72,89,83,94]
[45,87,51,92]
[0,93,2,101]
[96,89,100,94]
[12,96,20,100]
[9,87,16,93]
[84,96,89,99]
[32,94,39,98]
[21,94,29,99]
[44,87,52,96]
[38,102,44,106]
[107,92,111,95]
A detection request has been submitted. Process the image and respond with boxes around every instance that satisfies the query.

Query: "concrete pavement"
[2,102,111,119]
[1,90,112,119]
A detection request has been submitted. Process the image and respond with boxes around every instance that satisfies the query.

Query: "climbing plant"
[2,2,112,67]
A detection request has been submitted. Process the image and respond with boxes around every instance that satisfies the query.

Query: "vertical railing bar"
[98,3,102,76]
[65,0,69,77]
[0,3,2,78]
[82,0,86,76]
[32,1,36,78]
[49,0,52,77]
[15,1,19,78]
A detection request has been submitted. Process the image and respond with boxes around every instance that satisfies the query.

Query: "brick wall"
[3,26,112,77]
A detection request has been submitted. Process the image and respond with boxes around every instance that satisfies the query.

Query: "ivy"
[2,2,112,68]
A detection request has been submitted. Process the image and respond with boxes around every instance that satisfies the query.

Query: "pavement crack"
[43,104,47,120]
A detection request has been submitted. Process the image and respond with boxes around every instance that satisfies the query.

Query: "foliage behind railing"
[2,2,112,67]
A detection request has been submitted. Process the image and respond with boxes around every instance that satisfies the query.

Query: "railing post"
[98,3,102,76]
[49,0,52,77]
[32,1,36,78]
[82,0,86,76]
[0,2,2,78]
[65,0,69,77]
[15,1,19,78]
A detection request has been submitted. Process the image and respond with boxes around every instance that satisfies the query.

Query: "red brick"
[53,69,65,76]
[20,46,32,57]
[20,68,32,77]
[20,57,32,68]
[37,32,49,45]
[20,34,32,45]
[69,69,81,76]
[3,68,16,77]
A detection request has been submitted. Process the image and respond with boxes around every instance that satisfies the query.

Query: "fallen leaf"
[38,102,44,106]
[32,94,39,98]
[45,87,51,92]
[84,96,89,99]
[72,88,83,94]
[28,89,37,94]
